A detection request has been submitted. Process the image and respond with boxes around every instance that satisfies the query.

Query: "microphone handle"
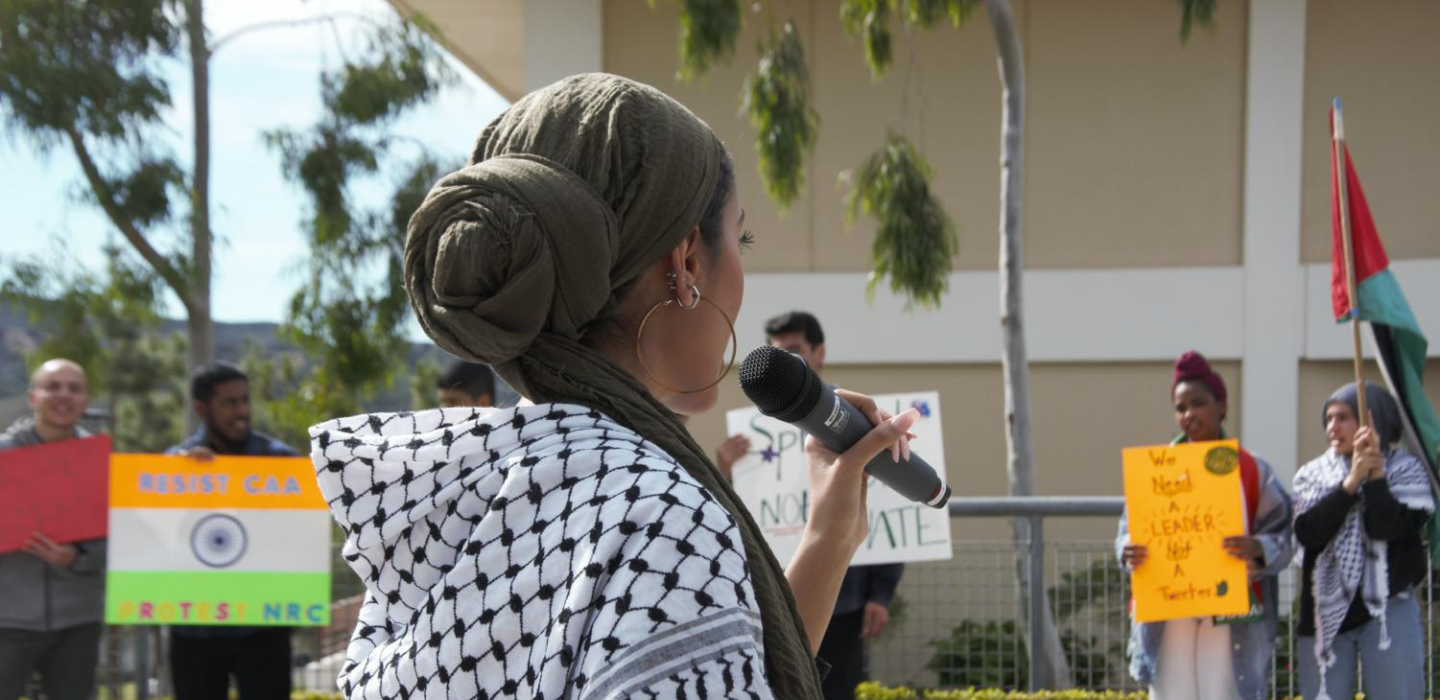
[796,386,950,508]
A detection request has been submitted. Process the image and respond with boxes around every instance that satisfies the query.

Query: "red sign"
[0,435,111,552]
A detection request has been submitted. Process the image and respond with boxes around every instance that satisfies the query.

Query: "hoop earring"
[635,276,738,395]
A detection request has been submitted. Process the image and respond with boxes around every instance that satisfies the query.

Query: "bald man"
[0,359,108,700]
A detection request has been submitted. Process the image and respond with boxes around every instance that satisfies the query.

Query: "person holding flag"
[1291,100,1440,700]
[1325,98,1440,518]
[1294,382,1432,700]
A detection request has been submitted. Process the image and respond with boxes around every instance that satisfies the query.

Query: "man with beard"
[167,362,297,700]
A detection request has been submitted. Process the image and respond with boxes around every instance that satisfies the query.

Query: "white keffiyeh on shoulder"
[1293,447,1433,700]
[310,404,776,700]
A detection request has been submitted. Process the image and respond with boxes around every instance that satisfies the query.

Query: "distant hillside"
[0,304,453,427]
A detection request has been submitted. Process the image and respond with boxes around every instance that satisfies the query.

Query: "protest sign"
[0,435,110,552]
[1122,439,1249,623]
[726,391,952,567]
[106,454,331,626]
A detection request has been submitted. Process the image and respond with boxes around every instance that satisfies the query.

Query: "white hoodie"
[310,404,776,700]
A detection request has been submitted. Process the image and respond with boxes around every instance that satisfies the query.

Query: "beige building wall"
[408,0,1440,476]
[1026,0,1247,268]
[1300,0,1440,263]
[407,0,1440,539]
[604,0,1249,272]
[418,0,1440,270]
[604,0,815,272]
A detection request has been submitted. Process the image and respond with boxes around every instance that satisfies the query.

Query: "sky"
[0,0,510,340]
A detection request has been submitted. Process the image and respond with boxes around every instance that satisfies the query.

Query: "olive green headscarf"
[404,73,823,699]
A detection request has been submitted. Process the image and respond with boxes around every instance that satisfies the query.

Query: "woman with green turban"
[310,73,915,700]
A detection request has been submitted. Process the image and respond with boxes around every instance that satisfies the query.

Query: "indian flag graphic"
[105,454,332,626]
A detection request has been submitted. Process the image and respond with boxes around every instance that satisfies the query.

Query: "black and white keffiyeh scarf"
[1295,443,1432,700]
[311,404,776,700]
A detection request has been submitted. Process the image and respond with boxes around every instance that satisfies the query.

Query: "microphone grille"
[739,346,815,416]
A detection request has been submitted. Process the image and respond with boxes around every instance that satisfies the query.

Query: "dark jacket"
[833,564,904,616]
[1294,478,1430,636]
[0,417,108,631]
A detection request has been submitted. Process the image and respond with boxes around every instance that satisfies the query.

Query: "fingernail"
[891,409,919,433]
[891,443,900,463]
[902,438,911,462]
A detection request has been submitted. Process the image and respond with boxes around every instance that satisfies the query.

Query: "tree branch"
[64,126,193,312]
[187,0,214,369]
[378,133,434,153]
[209,12,383,54]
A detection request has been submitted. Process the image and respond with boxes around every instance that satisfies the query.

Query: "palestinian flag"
[1330,99,1440,553]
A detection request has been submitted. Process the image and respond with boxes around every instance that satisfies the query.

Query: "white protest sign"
[726,391,953,566]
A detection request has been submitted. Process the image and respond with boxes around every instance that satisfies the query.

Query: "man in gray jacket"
[0,359,107,700]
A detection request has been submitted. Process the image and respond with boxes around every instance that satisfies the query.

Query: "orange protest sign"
[107,453,330,627]
[1122,439,1249,623]
[109,454,325,510]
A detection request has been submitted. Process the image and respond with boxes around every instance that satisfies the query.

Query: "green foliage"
[856,683,1150,699]
[325,18,454,126]
[840,0,893,77]
[101,156,187,229]
[1048,560,1129,624]
[651,0,743,81]
[1,2,459,443]
[857,686,1386,700]
[265,126,381,249]
[35,693,350,700]
[904,0,978,29]
[265,17,454,252]
[2,256,108,385]
[279,283,403,420]
[925,621,1113,690]
[888,592,910,629]
[269,153,449,404]
[922,559,1130,690]
[238,339,318,450]
[0,0,179,146]
[845,133,957,308]
[264,17,454,427]
[742,21,818,212]
[1176,0,1217,42]
[1273,613,1299,696]
[928,620,1028,689]
[410,358,441,411]
[841,0,1211,77]
[0,0,195,312]
[839,0,976,78]
[1044,559,1129,688]
[1061,632,1121,690]
[1,246,185,452]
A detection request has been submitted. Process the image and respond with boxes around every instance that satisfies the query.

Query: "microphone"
[738,346,951,509]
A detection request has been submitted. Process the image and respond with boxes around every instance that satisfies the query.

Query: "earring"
[635,273,738,395]
[664,271,700,309]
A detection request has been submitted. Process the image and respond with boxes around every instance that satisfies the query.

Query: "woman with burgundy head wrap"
[1115,351,1295,700]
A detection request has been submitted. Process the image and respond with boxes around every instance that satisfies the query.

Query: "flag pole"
[1333,98,1369,426]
